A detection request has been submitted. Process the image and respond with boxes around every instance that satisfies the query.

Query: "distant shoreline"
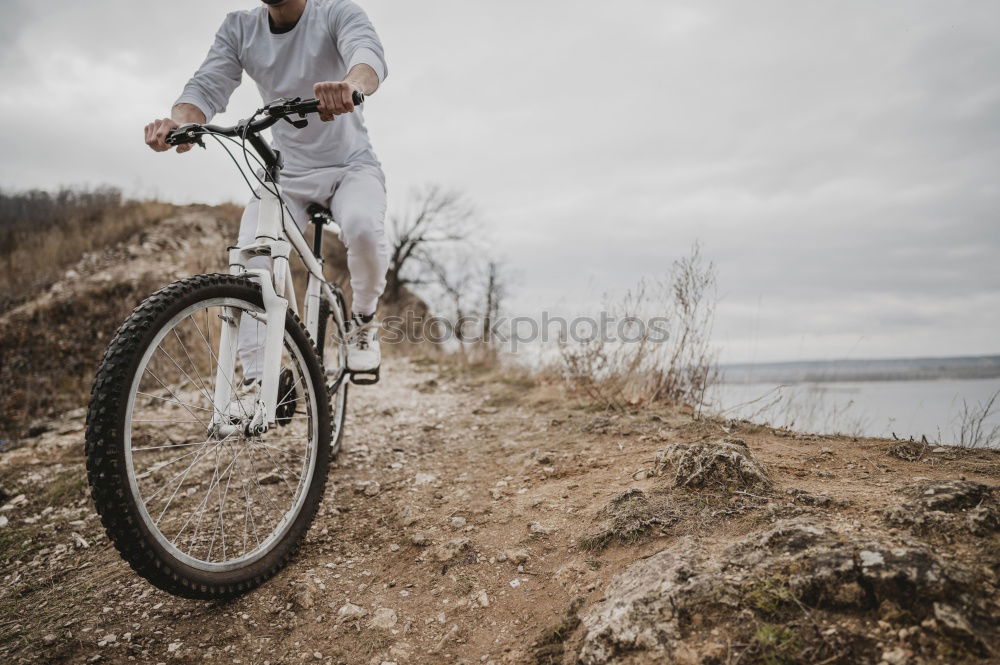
[719,354,1000,384]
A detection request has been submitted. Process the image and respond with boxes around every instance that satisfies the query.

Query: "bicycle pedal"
[349,368,380,385]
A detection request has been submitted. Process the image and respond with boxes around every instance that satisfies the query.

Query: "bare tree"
[480,259,507,350]
[424,250,478,347]
[384,185,474,303]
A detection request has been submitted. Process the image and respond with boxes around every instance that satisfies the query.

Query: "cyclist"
[143,0,387,383]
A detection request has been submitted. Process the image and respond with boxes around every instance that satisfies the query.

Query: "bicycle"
[85,94,371,599]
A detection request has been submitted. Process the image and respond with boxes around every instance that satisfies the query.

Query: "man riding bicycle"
[144,0,387,385]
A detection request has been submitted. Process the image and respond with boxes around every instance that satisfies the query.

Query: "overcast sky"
[1,0,998,363]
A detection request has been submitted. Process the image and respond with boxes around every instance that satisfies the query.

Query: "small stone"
[475,590,489,608]
[430,538,469,562]
[389,543,400,552]
[337,603,367,620]
[529,522,552,535]
[399,505,420,526]
[881,647,909,665]
[294,588,314,610]
[414,473,437,486]
[167,641,182,653]
[364,481,382,497]
[505,549,530,564]
[0,516,8,528]
[43,633,57,644]
[411,532,429,546]
[859,550,884,567]
[451,516,467,529]
[370,607,398,629]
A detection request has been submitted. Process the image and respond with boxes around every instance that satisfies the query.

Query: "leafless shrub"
[956,390,1000,449]
[558,243,719,413]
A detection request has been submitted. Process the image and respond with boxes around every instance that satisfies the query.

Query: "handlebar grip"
[352,90,365,106]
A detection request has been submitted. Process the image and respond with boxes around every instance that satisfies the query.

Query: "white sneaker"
[346,314,381,373]
[228,377,260,423]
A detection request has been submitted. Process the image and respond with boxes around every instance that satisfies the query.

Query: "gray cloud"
[1,0,997,362]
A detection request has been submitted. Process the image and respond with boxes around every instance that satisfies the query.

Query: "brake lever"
[282,116,309,129]
[168,124,207,149]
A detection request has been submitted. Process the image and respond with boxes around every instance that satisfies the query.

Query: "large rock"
[883,480,999,537]
[654,438,771,491]
[577,518,997,664]
[898,479,992,512]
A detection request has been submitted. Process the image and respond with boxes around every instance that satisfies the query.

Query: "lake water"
[708,377,1000,446]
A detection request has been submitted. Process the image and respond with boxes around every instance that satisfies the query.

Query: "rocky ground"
[1,207,999,664]
[1,355,999,665]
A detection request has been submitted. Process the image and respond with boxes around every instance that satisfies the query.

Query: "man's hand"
[314,80,361,122]
[144,118,192,153]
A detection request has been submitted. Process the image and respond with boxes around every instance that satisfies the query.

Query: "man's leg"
[330,165,389,317]
[330,165,388,374]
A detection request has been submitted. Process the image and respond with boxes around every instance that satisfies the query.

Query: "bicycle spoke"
[172,327,214,406]
[140,369,210,430]
[143,437,224,503]
[189,309,245,418]
[120,295,325,569]
[253,441,300,493]
[136,391,215,412]
[156,343,216,412]
[133,439,214,453]
[245,444,285,518]
[208,444,241,561]
[135,442,214,480]
[188,443,225,554]
[256,441,308,460]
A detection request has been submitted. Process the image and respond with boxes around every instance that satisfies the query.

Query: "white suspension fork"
[209,306,240,432]
[212,183,292,434]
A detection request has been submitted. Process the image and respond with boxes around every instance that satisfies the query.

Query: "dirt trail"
[2,354,1000,665]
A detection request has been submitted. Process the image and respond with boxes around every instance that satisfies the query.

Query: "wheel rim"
[323,302,349,444]
[123,297,319,573]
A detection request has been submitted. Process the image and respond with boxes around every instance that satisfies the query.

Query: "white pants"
[237,163,388,380]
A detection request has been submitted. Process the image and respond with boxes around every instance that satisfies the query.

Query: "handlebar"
[166,91,364,147]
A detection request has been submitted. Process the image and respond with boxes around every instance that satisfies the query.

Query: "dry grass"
[0,187,175,311]
[558,243,719,414]
[0,192,240,440]
[578,488,679,551]
[956,389,1000,449]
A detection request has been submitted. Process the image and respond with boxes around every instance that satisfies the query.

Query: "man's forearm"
[171,103,207,125]
[345,64,379,96]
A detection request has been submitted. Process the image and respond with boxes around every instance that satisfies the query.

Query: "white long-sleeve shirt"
[176,0,387,172]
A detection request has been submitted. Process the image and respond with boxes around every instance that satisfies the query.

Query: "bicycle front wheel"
[86,274,331,599]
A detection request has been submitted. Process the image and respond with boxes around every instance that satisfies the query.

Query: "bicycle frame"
[209,174,346,436]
